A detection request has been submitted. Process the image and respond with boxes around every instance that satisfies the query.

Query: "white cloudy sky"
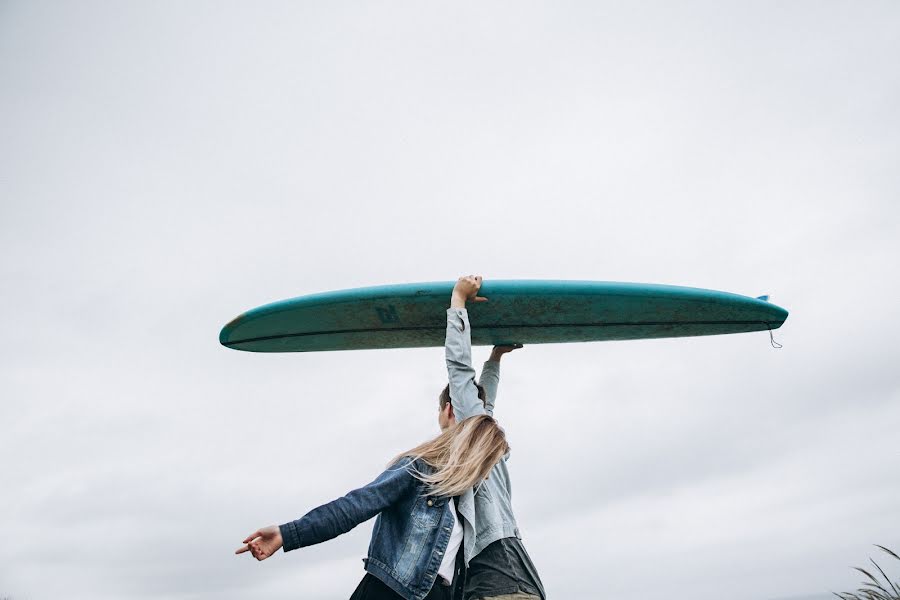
[1,1,899,599]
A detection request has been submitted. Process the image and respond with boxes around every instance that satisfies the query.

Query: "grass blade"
[837,546,900,600]
[875,546,900,562]
[855,567,882,586]
[871,558,900,598]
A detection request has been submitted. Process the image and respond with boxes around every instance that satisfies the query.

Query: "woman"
[235,413,509,600]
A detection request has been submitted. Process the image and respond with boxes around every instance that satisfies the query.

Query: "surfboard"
[219,280,788,353]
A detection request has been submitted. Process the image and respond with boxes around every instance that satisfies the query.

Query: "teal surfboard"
[219,280,788,353]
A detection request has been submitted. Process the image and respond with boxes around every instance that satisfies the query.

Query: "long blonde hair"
[390,415,509,498]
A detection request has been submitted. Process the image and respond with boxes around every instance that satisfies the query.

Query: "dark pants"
[350,573,453,600]
[464,538,545,600]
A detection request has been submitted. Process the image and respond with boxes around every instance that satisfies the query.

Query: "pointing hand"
[235,526,283,561]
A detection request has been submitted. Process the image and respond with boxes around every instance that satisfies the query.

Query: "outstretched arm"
[446,275,489,420]
[235,458,417,561]
[478,345,523,414]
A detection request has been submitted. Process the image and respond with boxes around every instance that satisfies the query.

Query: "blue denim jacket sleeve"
[279,457,417,552]
[445,308,490,419]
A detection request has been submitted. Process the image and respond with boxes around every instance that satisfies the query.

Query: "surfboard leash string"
[767,325,783,349]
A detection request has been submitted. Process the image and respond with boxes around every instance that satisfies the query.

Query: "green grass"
[834,545,900,600]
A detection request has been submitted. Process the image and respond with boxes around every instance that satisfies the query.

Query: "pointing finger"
[235,544,250,555]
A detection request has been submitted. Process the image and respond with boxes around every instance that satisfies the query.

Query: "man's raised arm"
[445,275,488,420]
[478,344,523,415]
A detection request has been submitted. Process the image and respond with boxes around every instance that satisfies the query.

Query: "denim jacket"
[445,308,522,564]
[279,457,459,600]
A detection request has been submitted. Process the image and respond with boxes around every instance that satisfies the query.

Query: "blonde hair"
[390,415,509,498]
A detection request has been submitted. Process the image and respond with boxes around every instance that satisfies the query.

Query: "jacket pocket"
[411,496,442,529]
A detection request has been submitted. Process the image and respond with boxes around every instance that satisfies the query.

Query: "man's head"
[438,383,486,430]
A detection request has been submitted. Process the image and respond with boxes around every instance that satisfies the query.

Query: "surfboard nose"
[219,313,245,347]
[754,297,789,329]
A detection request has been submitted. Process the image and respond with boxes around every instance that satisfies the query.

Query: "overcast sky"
[2,1,899,599]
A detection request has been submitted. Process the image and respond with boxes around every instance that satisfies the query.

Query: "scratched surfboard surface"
[219,280,788,353]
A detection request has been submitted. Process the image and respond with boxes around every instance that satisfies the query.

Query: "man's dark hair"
[439,383,486,410]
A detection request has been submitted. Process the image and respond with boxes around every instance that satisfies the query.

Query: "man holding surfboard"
[443,275,545,600]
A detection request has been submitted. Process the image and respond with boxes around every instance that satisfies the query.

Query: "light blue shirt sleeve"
[478,360,500,416]
[445,308,488,420]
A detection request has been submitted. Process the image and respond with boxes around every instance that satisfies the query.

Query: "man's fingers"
[455,274,485,302]
[235,544,250,555]
[493,343,523,353]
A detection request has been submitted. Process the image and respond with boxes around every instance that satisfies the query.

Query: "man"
[438,274,545,600]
